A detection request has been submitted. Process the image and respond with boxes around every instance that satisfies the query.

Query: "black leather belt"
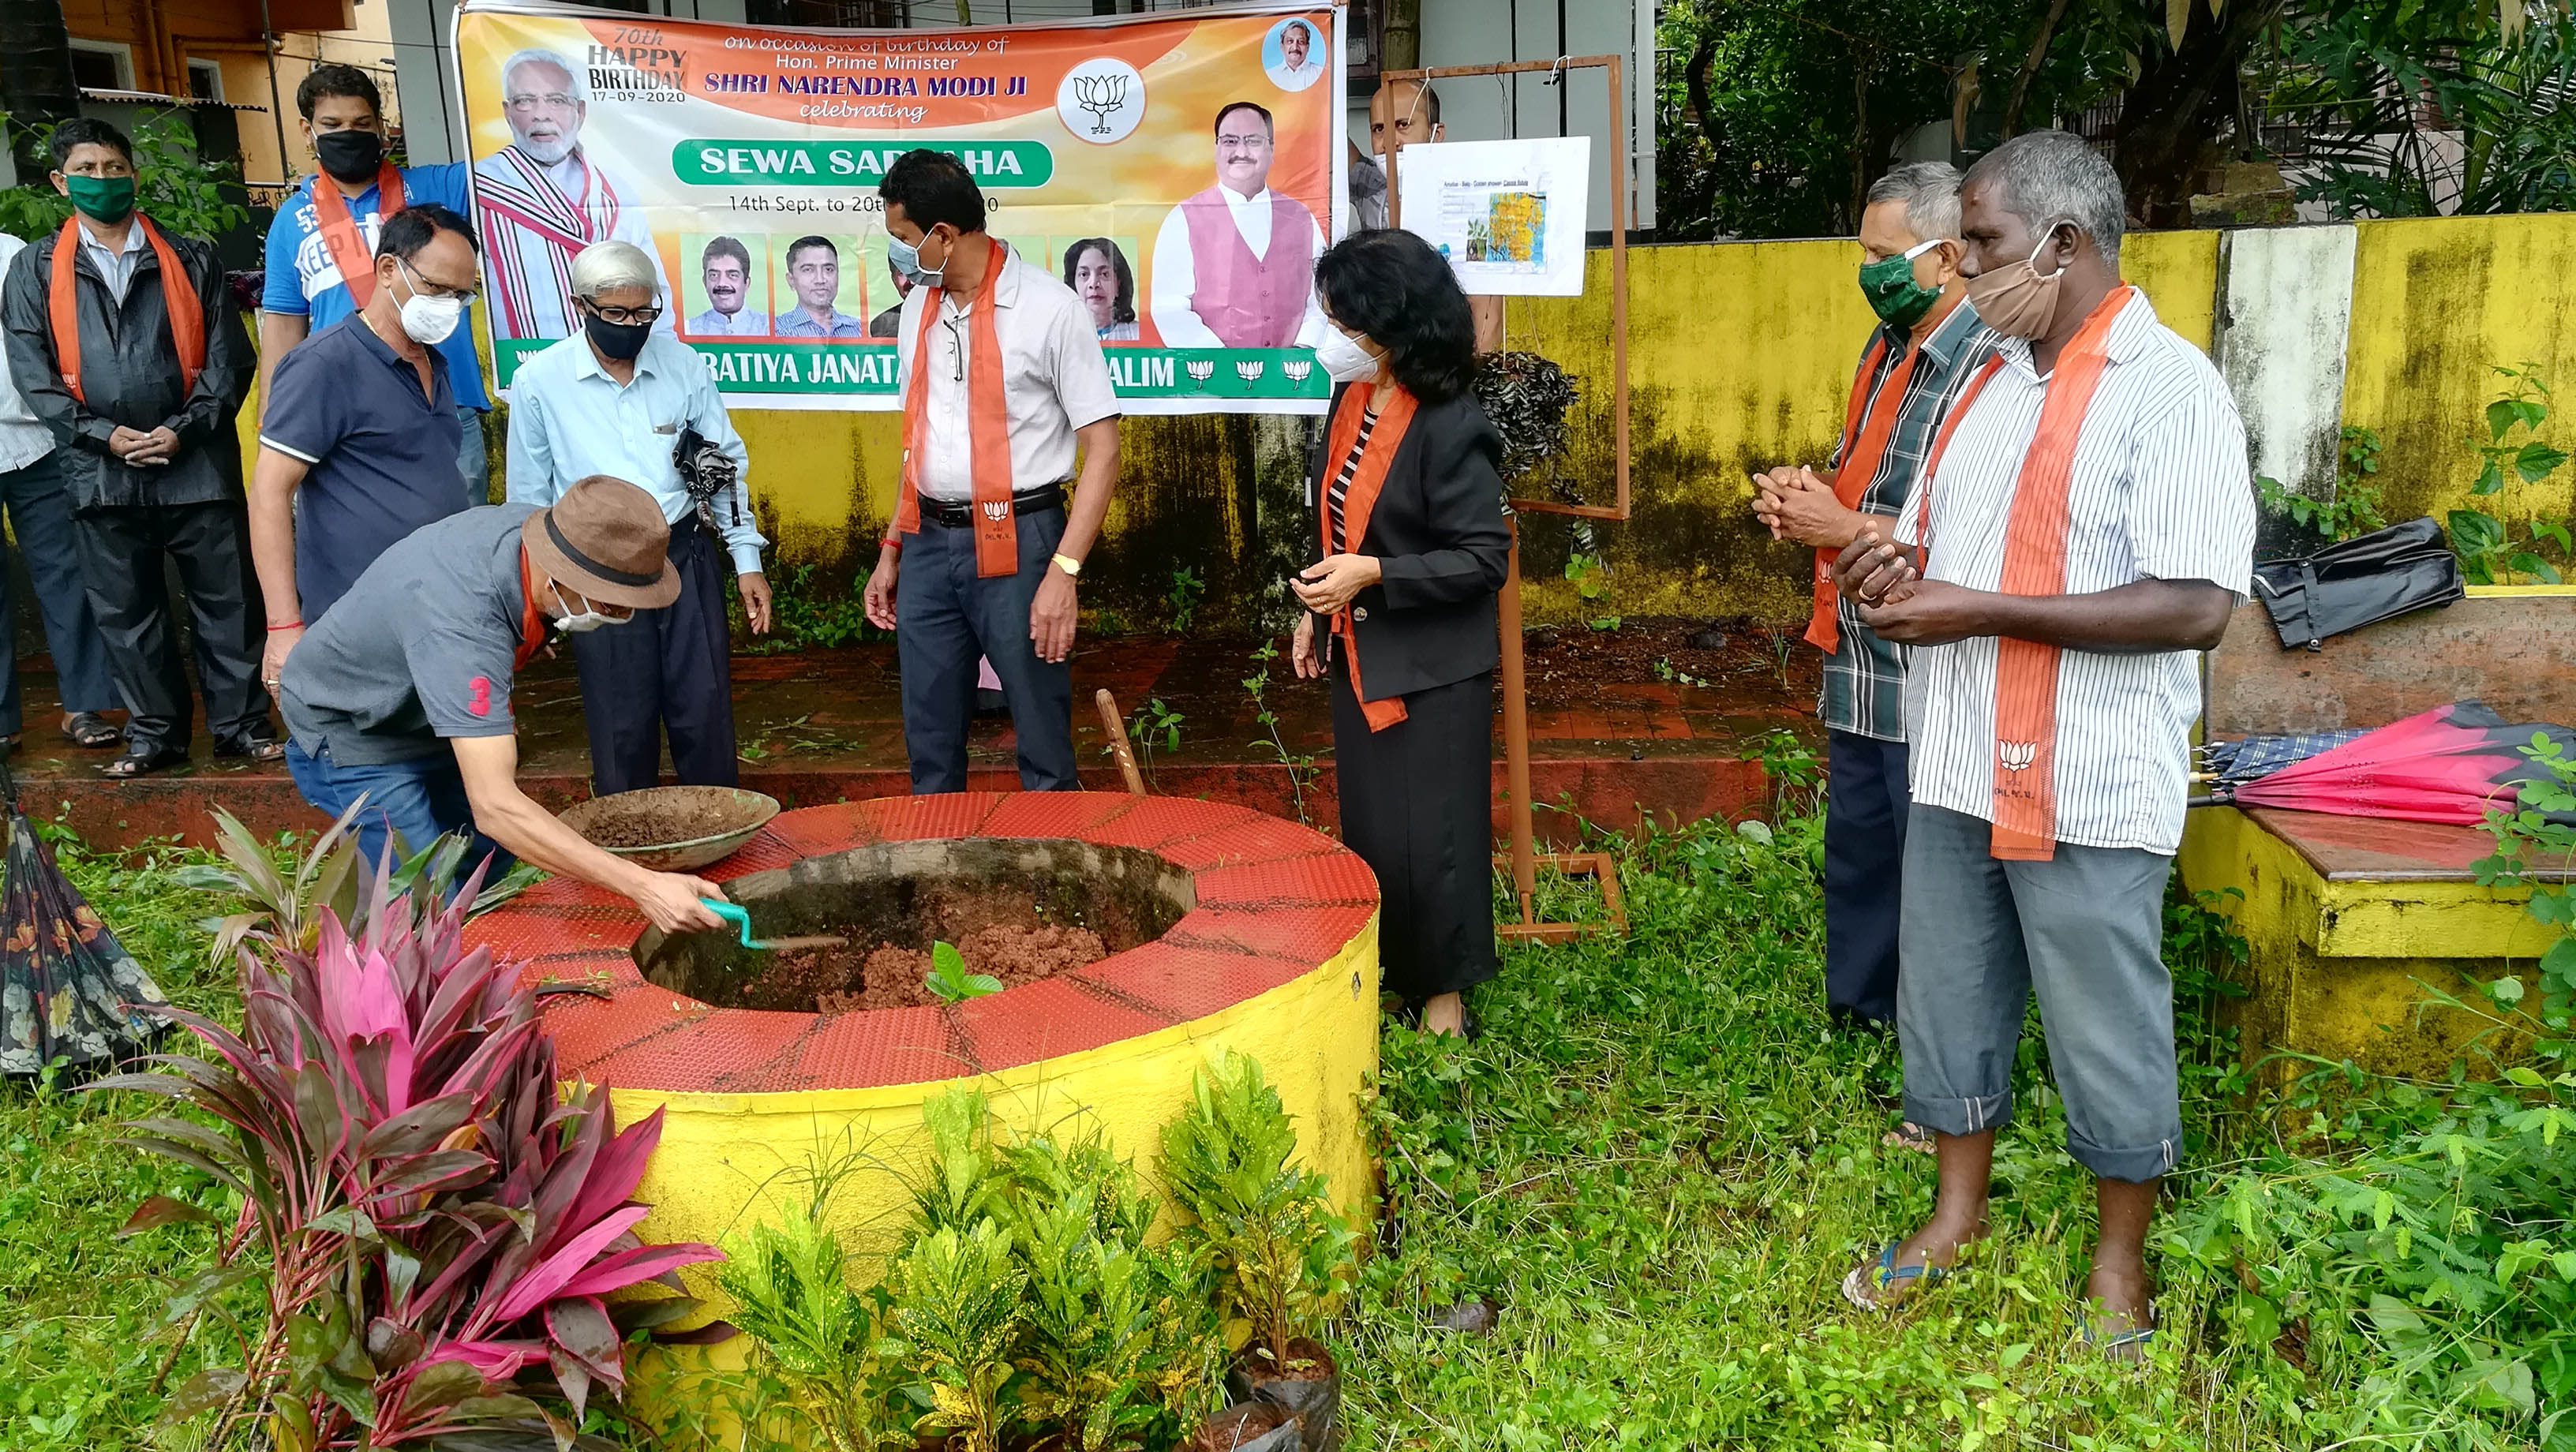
[917,483,1065,528]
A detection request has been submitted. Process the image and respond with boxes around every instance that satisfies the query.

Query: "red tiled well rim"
[470,792,1377,1095]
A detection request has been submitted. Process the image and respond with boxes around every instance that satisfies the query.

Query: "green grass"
[2,834,242,1451]
[3,807,2557,1450]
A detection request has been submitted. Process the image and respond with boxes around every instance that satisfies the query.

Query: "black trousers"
[74,499,273,755]
[896,503,1076,794]
[1823,728,1911,1025]
[569,517,739,797]
[1331,660,1499,1003]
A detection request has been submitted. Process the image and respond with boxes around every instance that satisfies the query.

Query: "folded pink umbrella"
[2226,701,2576,825]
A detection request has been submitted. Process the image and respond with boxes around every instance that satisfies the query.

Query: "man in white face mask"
[251,204,486,696]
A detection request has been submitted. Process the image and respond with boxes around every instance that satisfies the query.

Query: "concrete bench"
[2176,586,2569,1083]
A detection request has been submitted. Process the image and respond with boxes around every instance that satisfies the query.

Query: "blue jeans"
[459,407,490,510]
[285,739,513,888]
[0,451,120,735]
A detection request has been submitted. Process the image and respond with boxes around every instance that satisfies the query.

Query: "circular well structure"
[466,791,1381,1267]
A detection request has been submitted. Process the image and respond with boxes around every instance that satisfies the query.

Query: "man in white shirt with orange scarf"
[1829,131,2255,1354]
[860,149,1121,793]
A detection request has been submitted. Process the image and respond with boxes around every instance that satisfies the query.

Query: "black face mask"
[314,129,385,184]
[583,312,652,361]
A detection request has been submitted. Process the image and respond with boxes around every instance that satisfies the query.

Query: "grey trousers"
[1896,803,2181,1183]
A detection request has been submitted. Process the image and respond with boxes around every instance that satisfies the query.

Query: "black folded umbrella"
[0,763,170,1078]
[2252,516,2463,650]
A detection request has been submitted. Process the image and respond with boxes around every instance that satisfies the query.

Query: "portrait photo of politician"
[1061,238,1140,342]
[1266,19,1324,92]
[471,47,668,341]
[686,234,769,337]
[775,234,870,339]
[1150,102,1331,350]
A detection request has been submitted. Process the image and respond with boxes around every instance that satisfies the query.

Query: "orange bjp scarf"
[1913,284,2134,863]
[1803,332,1923,653]
[895,240,1019,578]
[1320,380,1421,732]
[311,164,404,307]
[48,215,204,405]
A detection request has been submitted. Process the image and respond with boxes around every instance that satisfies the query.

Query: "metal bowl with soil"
[560,786,781,871]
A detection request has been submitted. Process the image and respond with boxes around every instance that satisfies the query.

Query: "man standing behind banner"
[259,65,489,510]
[1149,102,1330,350]
[1750,161,1997,1035]
[473,47,668,342]
[861,150,1121,794]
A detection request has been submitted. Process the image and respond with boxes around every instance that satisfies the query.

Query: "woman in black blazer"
[1291,230,1511,1037]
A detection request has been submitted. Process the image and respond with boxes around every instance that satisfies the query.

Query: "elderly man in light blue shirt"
[504,239,769,797]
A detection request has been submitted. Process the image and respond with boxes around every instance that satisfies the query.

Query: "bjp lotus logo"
[1234,360,1266,389]
[1999,741,2038,773]
[1057,58,1146,144]
[982,501,1010,523]
[1282,357,1314,387]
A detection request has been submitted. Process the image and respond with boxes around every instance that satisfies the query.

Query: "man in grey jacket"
[2,117,269,777]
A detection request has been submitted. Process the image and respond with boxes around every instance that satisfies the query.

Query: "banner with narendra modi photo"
[451,0,1346,412]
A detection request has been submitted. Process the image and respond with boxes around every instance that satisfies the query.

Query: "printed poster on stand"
[1392,135,1590,297]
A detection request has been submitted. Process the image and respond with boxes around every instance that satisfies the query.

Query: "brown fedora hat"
[523,475,681,610]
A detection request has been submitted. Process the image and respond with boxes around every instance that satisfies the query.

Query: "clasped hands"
[1826,528,1986,647]
[109,425,180,467]
[1750,465,1859,548]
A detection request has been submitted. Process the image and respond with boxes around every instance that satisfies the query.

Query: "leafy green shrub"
[1006,1132,1216,1451]
[716,1207,886,1452]
[885,1220,1026,1452]
[1158,1051,1357,1372]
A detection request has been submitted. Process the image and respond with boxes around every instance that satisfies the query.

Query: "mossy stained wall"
[235,215,2570,629]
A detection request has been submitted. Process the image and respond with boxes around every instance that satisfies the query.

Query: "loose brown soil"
[1520,614,1822,709]
[739,922,1109,1013]
[1181,1402,1295,1452]
[570,788,766,848]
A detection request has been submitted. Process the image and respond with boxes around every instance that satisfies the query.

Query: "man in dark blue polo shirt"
[250,204,478,694]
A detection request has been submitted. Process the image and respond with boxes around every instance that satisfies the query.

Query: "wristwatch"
[1051,552,1083,578]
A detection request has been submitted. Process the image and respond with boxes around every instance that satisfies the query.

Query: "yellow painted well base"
[616,915,1379,1304]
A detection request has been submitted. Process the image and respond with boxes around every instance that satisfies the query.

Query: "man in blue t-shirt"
[257,64,490,511]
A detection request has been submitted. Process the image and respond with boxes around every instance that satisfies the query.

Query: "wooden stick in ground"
[1499,519,1537,922]
[1095,688,1148,795]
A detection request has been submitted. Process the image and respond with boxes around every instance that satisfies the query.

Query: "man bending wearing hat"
[278,474,728,932]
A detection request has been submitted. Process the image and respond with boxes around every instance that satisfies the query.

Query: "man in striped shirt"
[1829,132,2255,1352]
[1754,162,2001,1033]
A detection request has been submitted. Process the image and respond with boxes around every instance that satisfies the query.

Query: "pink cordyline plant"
[92,864,721,1450]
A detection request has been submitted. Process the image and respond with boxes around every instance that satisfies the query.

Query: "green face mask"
[1858,238,1945,327]
[64,174,136,225]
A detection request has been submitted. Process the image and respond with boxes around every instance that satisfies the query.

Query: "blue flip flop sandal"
[2079,1308,2158,1360]
[1841,1242,1951,1311]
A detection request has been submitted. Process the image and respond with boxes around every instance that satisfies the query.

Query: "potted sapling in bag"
[1159,1051,1357,1452]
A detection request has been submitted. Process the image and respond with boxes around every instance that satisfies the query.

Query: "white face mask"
[549,583,627,634]
[394,259,464,346]
[1314,327,1382,384]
